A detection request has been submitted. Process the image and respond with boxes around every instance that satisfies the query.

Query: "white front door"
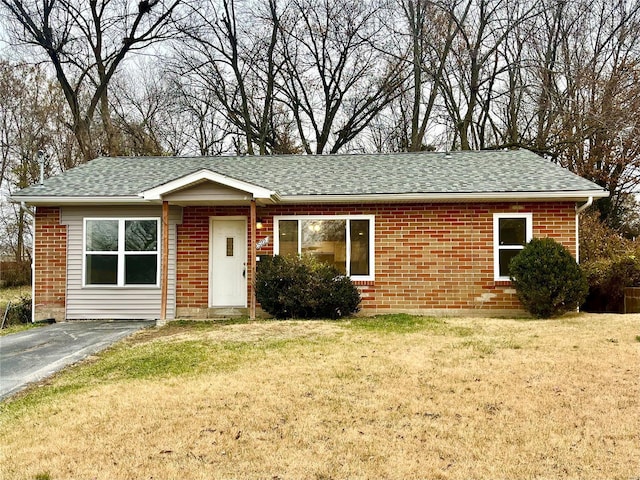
[210,218,247,307]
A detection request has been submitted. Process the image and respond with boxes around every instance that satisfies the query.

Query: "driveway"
[0,320,154,401]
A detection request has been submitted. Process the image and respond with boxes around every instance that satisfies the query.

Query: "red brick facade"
[32,201,578,319]
[176,206,254,309]
[34,207,67,320]
[175,201,577,315]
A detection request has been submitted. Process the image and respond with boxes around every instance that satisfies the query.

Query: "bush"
[2,295,32,326]
[581,256,640,313]
[255,255,361,319]
[509,238,588,318]
[577,209,640,312]
[578,210,631,263]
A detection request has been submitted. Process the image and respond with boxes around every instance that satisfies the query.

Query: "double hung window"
[84,218,160,286]
[274,215,374,280]
[493,213,532,281]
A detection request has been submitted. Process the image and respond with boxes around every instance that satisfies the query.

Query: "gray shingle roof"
[12,149,606,200]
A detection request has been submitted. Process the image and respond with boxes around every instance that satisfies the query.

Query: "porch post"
[249,199,257,320]
[160,200,169,324]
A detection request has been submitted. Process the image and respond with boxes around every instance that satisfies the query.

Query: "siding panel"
[61,205,182,320]
[164,182,247,202]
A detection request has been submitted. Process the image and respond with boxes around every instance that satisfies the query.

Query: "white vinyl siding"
[162,181,248,203]
[61,206,182,320]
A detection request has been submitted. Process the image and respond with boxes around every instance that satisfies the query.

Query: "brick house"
[10,150,607,322]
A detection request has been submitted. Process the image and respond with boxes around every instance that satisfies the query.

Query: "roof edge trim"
[278,190,609,203]
[10,189,609,206]
[8,195,145,206]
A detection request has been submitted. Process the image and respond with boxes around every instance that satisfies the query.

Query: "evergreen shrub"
[255,255,361,319]
[509,238,588,318]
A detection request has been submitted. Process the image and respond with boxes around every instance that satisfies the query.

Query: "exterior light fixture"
[256,218,264,230]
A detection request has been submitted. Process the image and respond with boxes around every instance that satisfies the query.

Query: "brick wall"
[34,207,67,320]
[175,201,577,315]
[176,206,253,309]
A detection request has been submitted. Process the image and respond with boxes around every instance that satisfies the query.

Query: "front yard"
[0,313,638,479]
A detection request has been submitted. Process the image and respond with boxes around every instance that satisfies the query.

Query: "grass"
[0,285,31,308]
[1,313,639,479]
[0,323,42,336]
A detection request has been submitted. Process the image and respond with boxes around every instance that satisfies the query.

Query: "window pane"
[86,254,118,284]
[125,254,158,285]
[125,220,158,251]
[302,220,346,274]
[350,219,369,276]
[499,218,527,246]
[279,220,299,257]
[499,249,522,277]
[86,220,118,251]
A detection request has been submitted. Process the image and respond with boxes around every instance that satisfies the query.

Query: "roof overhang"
[10,188,608,207]
[278,190,609,204]
[8,195,144,206]
[139,169,278,202]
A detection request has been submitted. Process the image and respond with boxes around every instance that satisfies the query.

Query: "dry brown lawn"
[1,313,639,480]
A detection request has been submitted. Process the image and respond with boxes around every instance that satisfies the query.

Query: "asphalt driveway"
[0,320,154,401]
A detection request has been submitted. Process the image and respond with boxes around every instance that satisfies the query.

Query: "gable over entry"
[140,169,278,206]
[140,169,277,321]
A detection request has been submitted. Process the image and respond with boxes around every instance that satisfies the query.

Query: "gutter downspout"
[575,196,593,264]
[20,202,36,323]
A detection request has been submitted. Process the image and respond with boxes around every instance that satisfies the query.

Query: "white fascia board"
[278,190,609,203]
[139,169,277,201]
[11,189,607,206]
[8,195,145,206]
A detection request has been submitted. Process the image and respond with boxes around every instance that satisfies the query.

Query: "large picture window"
[274,215,374,280]
[493,213,532,281]
[84,218,160,286]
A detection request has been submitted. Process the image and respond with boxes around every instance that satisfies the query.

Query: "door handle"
[242,268,246,278]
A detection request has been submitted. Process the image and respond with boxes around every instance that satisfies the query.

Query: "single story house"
[10,149,608,322]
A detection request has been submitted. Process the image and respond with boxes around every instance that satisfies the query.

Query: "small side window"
[493,213,532,281]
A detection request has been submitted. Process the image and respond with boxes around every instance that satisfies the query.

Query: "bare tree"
[278,0,407,154]
[552,0,640,228]
[175,0,285,155]
[0,0,183,161]
[168,74,234,156]
[0,61,73,261]
[109,65,176,156]
[398,0,462,151]
[436,0,539,149]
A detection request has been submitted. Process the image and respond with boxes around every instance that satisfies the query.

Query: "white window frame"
[83,217,161,288]
[493,213,533,281]
[273,214,375,281]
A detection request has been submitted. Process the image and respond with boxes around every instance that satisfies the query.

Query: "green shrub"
[255,255,361,319]
[582,255,640,313]
[509,238,588,318]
